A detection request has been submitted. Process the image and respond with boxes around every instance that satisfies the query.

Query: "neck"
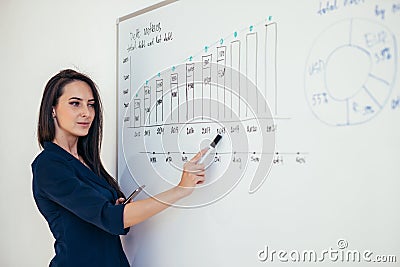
[53,136,79,159]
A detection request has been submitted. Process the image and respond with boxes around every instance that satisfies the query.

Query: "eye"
[88,102,96,108]
[70,101,80,107]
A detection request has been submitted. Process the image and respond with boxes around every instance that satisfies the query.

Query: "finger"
[188,163,205,171]
[184,168,205,175]
[196,176,206,184]
[189,148,209,163]
[194,171,205,176]
[116,198,125,205]
[185,171,205,177]
[189,151,203,163]
[195,163,205,169]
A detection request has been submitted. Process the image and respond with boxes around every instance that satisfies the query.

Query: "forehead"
[60,80,94,100]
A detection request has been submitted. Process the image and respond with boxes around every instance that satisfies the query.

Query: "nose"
[81,105,90,118]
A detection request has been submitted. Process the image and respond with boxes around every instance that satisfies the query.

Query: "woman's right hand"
[123,148,209,228]
[177,148,208,197]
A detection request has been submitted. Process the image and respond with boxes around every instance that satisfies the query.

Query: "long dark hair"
[37,69,124,198]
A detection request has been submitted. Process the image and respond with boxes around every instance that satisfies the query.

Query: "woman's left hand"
[115,198,125,205]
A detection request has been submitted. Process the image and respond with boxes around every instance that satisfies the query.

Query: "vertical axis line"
[129,55,132,127]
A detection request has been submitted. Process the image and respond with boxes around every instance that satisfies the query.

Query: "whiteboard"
[117,1,400,266]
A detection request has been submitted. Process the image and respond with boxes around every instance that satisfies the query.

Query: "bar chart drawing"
[186,63,195,120]
[265,22,278,115]
[230,40,241,118]
[120,20,280,129]
[246,32,258,116]
[118,19,281,205]
[216,46,226,119]
[155,79,163,122]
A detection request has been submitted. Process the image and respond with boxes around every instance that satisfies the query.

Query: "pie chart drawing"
[305,18,397,126]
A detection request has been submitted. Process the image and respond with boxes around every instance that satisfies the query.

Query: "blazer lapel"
[71,159,114,190]
[44,142,117,198]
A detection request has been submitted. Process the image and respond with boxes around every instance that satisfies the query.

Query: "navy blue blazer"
[32,142,130,267]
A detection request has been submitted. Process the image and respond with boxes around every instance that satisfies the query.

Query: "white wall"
[0,1,158,266]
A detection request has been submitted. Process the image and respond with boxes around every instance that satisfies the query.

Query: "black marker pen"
[123,185,145,204]
[198,134,222,164]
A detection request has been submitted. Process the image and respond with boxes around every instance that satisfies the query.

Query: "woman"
[32,69,206,266]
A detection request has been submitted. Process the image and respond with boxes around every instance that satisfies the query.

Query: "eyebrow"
[68,97,96,102]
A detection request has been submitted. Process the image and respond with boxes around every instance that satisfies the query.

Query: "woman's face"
[53,81,96,140]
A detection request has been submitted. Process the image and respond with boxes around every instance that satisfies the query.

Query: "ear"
[52,108,56,118]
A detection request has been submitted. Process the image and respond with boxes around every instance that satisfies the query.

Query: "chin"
[76,131,90,137]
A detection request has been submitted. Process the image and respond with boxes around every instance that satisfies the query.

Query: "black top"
[32,142,130,267]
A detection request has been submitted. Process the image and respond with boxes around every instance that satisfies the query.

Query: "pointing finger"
[190,148,209,163]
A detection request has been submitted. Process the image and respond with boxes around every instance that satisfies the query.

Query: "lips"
[77,122,91,127]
